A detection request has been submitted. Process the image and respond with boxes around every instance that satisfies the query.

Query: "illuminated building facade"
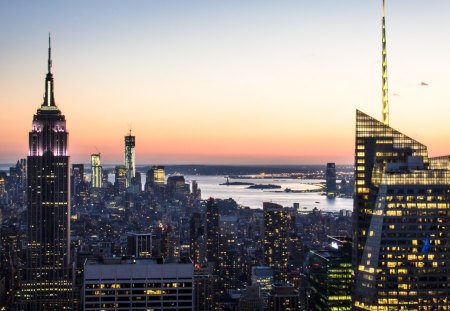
[124,131,135,188]
[21,36,73,309]
[205,198,220,265]
[83,257,194,310]
[190,212,205,265]
[307,236,352,311]
[90,153,102,188]
[326,163,337,198]
[263,202,289,283]
[353,110,450,310]
[114,165,126,194]
[147,166,165,187]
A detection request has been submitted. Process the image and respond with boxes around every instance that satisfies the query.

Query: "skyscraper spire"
[381,0,389,125]
[48,32,52,73]
[43,33,56,108]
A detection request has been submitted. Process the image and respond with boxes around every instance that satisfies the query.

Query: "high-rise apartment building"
[90,153,102,188]
[263,202,289,283]
[20,36,73,309]
[190,212,205,265]
[124,131,135,188]
[205,198,220,265]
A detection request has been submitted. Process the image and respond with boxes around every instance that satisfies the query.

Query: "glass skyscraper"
[124,131,136,188]
[353,110,450,310]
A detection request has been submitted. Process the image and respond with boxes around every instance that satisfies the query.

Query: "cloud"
[420,82,429,86]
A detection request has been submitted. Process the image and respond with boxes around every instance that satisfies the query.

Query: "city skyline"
[1,1,450,164]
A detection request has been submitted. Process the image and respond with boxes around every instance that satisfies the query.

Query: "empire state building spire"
[43,33,56,108]
[381,0,389,125]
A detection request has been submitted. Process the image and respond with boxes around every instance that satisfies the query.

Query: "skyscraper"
[325,163,337,198]
[353,110,450,310]
[124,130,135,188]
[71,164,84,197]
[21,35,73,309]
[90,153,102,188]
[353,3,450,306]
[307,237,352,311]
[114,165,127,194]
[263,202,289,283]
[205,198,220,265]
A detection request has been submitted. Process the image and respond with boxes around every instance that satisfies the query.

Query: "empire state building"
[20,36,73,310]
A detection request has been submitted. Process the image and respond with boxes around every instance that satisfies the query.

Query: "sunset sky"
[1,1,450,165]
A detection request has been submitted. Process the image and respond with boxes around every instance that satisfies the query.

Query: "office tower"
[268,283,299,311]
[127,233,153,258]
[147,166,165,187]
[71,164,84,196]
[114,165,126,194]
[167,175,189,198]
[263,202,289,283]
[205,198,220,265]
[353,110,450,310]
[325,163,337,198]
[90,153,102,188]
[124,130,135,188]
[21,36,73,309]
[83,257,194,310]
[307,236,352,311]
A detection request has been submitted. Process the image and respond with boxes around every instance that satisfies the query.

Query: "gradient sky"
[1,1,450,165]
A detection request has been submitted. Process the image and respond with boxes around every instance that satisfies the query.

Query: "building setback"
[353,110,450,310]
[20,35,73,310]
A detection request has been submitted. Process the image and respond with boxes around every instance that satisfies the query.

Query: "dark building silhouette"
[127,233,153,258]
[20,35,73,310]
[71,164,84,197]
[268,283,299,311]
[325,163,337,198]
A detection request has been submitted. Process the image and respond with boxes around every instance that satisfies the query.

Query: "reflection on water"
[184,175,353,211]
